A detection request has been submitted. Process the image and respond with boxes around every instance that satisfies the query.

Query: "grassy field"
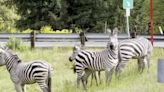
[0,47,164,92]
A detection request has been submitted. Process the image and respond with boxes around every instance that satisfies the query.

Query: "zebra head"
[0,47,21,66]
[69,44,82,62]
[107,27,119,50]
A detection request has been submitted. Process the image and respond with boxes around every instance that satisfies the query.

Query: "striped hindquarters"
[20,61,50,85]
[119,37,152,61]
[75,50,104,72]
[116,37,153,77]
[74,49,117,73]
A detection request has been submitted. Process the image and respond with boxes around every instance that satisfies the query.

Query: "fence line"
[0,33,163,48]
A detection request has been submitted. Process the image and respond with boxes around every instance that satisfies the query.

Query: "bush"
[6,37,30,51]
[22,28,33,33]
[74,27,82,33]
[40,25,72,33]
[40,25,56,33]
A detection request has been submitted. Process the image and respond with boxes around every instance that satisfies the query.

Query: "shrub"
[7,27,17,33]
[40,25,72,33]
[74,27,82,33]
[40,25,56,33]
[22,28,33,33]
[6,37,29,51]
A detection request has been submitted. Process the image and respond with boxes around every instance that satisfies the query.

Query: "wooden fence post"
[79,32,88,47]
[30,31,36,49]
[130,31,137,38]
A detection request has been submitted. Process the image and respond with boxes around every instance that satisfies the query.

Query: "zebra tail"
[48,67,52,92]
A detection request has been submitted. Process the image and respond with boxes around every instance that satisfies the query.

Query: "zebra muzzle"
[110,44,114,50]
[69,57,73,62]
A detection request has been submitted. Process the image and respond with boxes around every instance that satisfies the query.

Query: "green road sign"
[123,0,133,9]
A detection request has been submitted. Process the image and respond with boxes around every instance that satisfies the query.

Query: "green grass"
[0,47,164,92]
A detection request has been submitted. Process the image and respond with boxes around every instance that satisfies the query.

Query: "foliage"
[7,0,61,30]
[0,0,20,33]
[153,0,164,25]
[3,0,164,34]
[63,0,117,32]
[22,28,33,33]
[40,25,72,33]
[153,0,164,34]
[74,27,82,33]
[40,25,55,33]
[6,37,29,51]
[127,0,155,34]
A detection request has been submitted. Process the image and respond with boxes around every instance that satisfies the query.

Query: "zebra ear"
[0,48,4,53]
[73,44,81,51]
[111,27,118,37]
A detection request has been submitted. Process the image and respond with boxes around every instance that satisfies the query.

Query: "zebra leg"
[94,71,101,86]
[139,58,146,73]
[90,72,94,86]
[76,70,84,88]
[90,72,98,86]
[94,72,99,86]
[14,83,23,92]
[98,71,101,84]
[37,80,49,92]
[115,62,126,79]
[81,69,92,90]
[21,84,25,92]
[142,58,148,73]
[108,68,114,83]
[46,72,51,92]
[146,55,151,73]
[137,58,142,72]
[40,85,49,92]
[105,68,112,85]
[77,77,81,88]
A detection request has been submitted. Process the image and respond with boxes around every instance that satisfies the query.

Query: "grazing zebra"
[70,44,101,86]
[69,28,119,90]
[0,47,52,92]
[115,36,153,78]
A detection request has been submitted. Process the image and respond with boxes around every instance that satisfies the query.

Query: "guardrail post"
[158,58,164,83]
[79,32,88,47]
[30,31,36,49]
[130,31,137,38]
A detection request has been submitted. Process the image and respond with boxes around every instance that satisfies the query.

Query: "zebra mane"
[0,46,22,63]
[73,44,85,51]
[0,48,6,53]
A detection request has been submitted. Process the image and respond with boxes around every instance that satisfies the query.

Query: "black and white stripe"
[115,36,153,77]
[69,28,119,90]
[0,48,52,92]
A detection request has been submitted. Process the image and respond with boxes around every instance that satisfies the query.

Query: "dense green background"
[0,0,163,33]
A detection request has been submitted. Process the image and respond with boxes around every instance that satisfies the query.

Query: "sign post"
[123,0,133,38]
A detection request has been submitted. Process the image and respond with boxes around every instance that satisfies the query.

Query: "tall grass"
[0,48,164,92]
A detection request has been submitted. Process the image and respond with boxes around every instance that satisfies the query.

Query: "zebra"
[92,34,153,83]
[0,47,52,92]
[114,36,153,78]
[70,45,101,86]
[69,28,119,90]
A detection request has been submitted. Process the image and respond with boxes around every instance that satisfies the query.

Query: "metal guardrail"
[0,33,163,47]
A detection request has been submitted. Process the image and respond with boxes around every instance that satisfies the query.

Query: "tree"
[0,0,20,32]
[128,0,149,34]
[5,0,159,34]
[64,0,123,32]
[7,0,61,30]
[153,0,164,31]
